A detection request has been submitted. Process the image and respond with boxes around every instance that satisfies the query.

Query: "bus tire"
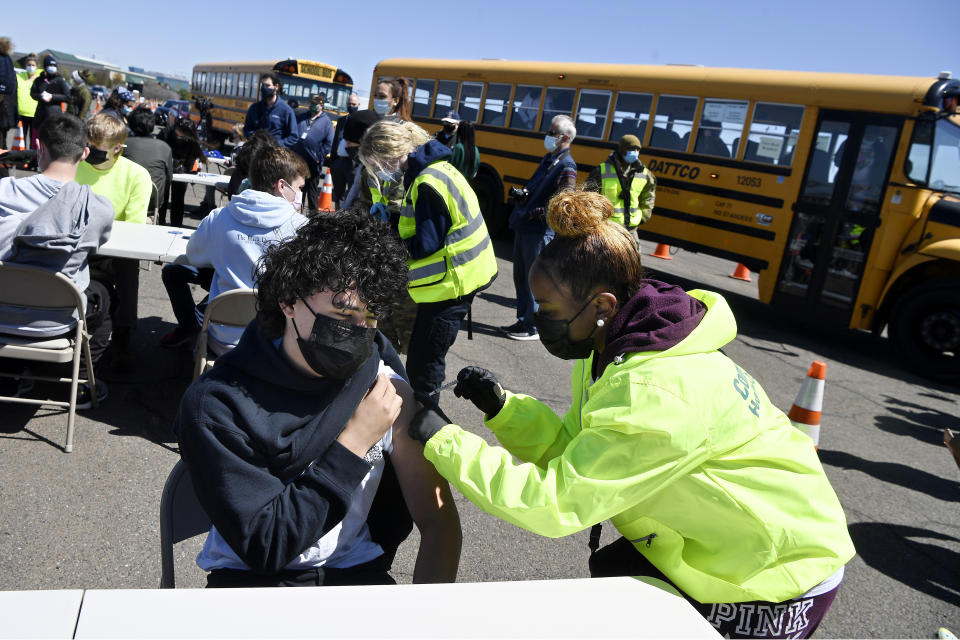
[471,169,507,238]
[888,279,960,381]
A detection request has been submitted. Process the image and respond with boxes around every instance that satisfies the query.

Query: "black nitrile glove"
[453,366,506,418]
[408,391,453,445]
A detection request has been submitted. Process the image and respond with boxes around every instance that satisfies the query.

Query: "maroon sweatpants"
[589,536,840,639]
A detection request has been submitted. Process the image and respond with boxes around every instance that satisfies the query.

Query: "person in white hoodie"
[160,145,309,350]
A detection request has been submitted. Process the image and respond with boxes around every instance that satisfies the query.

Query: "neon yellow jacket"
[16,71,40,118]
[425,289,854,604]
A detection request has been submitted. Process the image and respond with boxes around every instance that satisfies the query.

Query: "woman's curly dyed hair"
[255,206,409,339]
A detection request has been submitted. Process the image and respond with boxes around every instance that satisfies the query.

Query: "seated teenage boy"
[0,113,114,407]
[174,208,462,587]
[76,112,152,371]
[160,145,309,350]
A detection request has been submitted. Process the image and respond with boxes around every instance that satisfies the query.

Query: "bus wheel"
[471,171,506,238]
[889,280,960,381]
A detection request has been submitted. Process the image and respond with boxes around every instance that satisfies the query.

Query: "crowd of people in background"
[0,54,861,638]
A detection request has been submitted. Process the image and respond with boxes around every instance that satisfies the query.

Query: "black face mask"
[347,104,359,114]
[442,123,457,134]
[346,146,360,165]
[86,147,110,165]
[260,86,276,101]
[292,297,376,379]
[534,295,599,360]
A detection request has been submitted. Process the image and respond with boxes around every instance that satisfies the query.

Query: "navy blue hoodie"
[175,320,412,573]
[401,139,455,260]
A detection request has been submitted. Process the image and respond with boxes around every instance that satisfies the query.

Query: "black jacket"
[175,320,412,573]
[29,73,70,127]
[0,54,16,129]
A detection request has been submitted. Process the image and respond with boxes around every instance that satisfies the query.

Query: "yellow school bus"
[373,58,960,377]
[191,59,354,139]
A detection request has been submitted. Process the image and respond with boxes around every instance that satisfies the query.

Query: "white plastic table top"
[0,589,83,639]
[171,172,230,188]
[72,578,720,639]
[98,220,191,263]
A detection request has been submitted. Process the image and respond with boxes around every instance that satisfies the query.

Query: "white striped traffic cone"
[11,121,25,151]
[788,361,825,448]
[317,166,334,211]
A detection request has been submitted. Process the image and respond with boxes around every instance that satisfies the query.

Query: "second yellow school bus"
[191,59,354,139]
[372,58,960,378]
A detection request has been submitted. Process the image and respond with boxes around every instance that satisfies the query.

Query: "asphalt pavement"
[0,186,958,638]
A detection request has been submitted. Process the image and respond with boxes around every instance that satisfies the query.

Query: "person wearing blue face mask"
[500,114,578,341]
[242,72,298,148]
[99,86,135,124]
[358,119,498,394]
[587,134,656,242]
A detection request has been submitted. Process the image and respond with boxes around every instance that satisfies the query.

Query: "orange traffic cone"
[730,263,752,282]
[94,96,102,113]
[788,361,826,448]
[650,243,673,260]
[11,121,24,151]
[317,166,334,211]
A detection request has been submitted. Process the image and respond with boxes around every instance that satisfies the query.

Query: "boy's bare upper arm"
[389,377,456,526]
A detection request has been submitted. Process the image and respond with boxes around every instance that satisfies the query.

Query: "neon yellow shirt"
[76,156,152,224]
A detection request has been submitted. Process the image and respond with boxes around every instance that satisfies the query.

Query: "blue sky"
[10,0,958,96]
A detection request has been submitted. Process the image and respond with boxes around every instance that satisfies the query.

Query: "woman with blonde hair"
[408,189,854,639]
[358,119,497,395]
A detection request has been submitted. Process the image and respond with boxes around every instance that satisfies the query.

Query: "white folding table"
[98,220,191,263]
[0,589,83,639]
[73,578,719,639]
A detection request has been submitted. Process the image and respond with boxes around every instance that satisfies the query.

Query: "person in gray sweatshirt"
[0,113,115,408]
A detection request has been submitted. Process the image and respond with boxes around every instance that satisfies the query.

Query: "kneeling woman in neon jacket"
[409,190,854,639]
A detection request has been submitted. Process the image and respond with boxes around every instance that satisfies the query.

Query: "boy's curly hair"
[255,207,409,339]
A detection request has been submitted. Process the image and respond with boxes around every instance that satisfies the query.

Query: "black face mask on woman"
[534,295,599,360]
[292,297,377,379]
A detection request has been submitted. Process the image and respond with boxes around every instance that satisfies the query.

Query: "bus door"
[773,110,901,323]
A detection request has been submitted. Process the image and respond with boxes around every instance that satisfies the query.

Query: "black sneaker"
[499,321,527,334]
[504,325,539,341]
[76,380,108,410]
[160,326,201,349]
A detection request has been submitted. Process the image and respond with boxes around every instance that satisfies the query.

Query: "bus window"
[458,82,483,122]
[608,92,653,143]
[845,125,897,213]
[746,103,804,165]
[482,83,512,127]
[575,89,612,139]
[928,118,960,192]
[540,87,576,132]
[413,79,434,117]
[510,85,542,131]
[694,98,748,158]
[433,80,459,118]
[226,73,234,97]
[801,120,849,206]
[649,95,697,151]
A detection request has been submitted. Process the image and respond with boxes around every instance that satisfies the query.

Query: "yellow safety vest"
[599,161,651,228]
[366,172,390,207]
[16,72,40,118]
[398,161,498,303]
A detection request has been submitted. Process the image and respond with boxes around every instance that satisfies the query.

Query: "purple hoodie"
[595,279,707,376]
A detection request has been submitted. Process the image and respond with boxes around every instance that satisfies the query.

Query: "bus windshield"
[280,75,352,113]
[907,116,960,193]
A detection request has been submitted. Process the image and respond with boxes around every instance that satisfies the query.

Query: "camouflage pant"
[378,295,419,355]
